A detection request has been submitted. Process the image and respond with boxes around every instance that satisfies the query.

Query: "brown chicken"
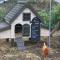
[42,42,49,57]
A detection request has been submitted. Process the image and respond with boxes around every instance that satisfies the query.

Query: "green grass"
[0,7,5,16]
[0,7,6,22]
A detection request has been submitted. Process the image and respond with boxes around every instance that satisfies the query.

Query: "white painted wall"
[11,8,36,38]
[0,28,49,39]
[0,30,11,39]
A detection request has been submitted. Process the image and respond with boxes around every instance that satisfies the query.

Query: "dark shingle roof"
[0,22,10,32]
[4,3,25,24]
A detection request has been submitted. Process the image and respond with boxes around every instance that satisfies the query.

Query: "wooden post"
[11,39,14,47]
[6,38,9,42]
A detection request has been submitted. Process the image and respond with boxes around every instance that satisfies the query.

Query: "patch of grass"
[0,7,5,16]
[0,7,5,22]
[24,41,37,46]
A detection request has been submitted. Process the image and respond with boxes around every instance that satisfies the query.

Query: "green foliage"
[51,4,60,28]
[52,4,60,24]
[38,4,60,29]
[0,7,5,17]
[0,0,17,22]
[38,10,49,29]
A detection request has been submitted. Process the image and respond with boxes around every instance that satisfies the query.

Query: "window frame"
[23,13,31,21]
[22,24,30,36]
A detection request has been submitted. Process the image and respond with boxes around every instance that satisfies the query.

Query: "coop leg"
[6,38,9,42]
[11,39,14,47]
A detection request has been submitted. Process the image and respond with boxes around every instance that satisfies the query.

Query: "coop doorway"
[15,24,22,37]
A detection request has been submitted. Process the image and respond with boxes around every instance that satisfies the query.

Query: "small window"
[23,24,30,36]
[15,24,22,33]
[23,13,31,21]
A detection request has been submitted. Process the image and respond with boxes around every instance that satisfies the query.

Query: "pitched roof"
[0,22,10,32]
[4,1,40,24]
[4,2,25,24]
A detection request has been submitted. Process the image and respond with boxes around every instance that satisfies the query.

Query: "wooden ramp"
[15,36,26,51]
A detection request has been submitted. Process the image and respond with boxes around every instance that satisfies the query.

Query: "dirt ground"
[0,40,60,60]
